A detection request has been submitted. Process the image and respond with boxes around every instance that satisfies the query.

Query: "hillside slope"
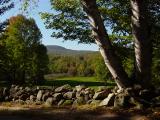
[46,45,96,55]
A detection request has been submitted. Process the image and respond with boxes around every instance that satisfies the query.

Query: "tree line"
[48,53,112,81]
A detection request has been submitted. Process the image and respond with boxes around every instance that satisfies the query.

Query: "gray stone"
[86,100,92,104]
[19,87,23,90]
[151,96,160,106]
[55,84,71,93]
[42,92,50,101]
[14,86,19,91]
[76,91,84,98]
[53,93,63,101]
[84,88,95,95]
[25,87,31,92]
[37,90,44,101]
[19,93,29,101]
[99,93,115,106]
[75,85,86,92]
[129,97,144,109]
[63,92,75,100]
[84,94,90,102]
[30,95,36,101]
[3,87,9,97]
[26,100,34,105]
[36,86,40,90]
[13,89,25,99]
[139,89,152,100]
[11,85,16,88]
[93,90,111,100]
[58,99,65,106]
[84,90,90,95]
[114,92,130,108]
[15,99,25,105]
[45,97,54,107]
[4,96,9,101]
[73,96,85,106]
[89,94,94,99]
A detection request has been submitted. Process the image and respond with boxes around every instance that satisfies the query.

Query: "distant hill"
[46,45,97,55]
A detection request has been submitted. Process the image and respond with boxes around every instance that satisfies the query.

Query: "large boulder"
[99,93,115,106]
[55,84,72,93]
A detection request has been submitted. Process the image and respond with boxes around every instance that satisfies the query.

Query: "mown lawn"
[44,76,115,89]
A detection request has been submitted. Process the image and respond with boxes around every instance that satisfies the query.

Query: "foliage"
[94,56,111,81]
[48,53,112,81]
[0,15,49,85]
[0,0,14,82]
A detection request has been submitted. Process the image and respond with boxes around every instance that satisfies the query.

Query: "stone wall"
[0,84,159,108]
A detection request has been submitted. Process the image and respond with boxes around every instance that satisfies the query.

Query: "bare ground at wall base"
[0,104,159,120]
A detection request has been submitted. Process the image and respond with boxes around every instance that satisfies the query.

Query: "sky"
[2,0,98,51]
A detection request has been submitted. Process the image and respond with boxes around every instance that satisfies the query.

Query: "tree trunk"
[130,0,152,88]
[81,0,131,89]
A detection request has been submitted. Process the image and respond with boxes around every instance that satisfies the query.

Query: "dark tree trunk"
[81,0,131,90]
[130,0,152,88]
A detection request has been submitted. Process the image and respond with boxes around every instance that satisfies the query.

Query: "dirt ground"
[0,105,159,120]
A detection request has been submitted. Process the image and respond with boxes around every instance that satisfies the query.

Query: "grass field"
[0,76,116,89]
[44,76,115,89]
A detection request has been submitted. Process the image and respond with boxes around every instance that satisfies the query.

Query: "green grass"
[0,76,116,89]
[44,76,115,89]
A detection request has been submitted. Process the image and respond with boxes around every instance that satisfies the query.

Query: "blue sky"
[2,0,98,51]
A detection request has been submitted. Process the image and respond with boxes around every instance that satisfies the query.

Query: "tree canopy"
[0,15,49,85]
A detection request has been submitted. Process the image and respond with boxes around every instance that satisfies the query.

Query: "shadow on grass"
[0,107,133,120]
[44,80,116,87]
[0,107,156,120]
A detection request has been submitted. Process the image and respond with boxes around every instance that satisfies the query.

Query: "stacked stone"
[0,84,159,108]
